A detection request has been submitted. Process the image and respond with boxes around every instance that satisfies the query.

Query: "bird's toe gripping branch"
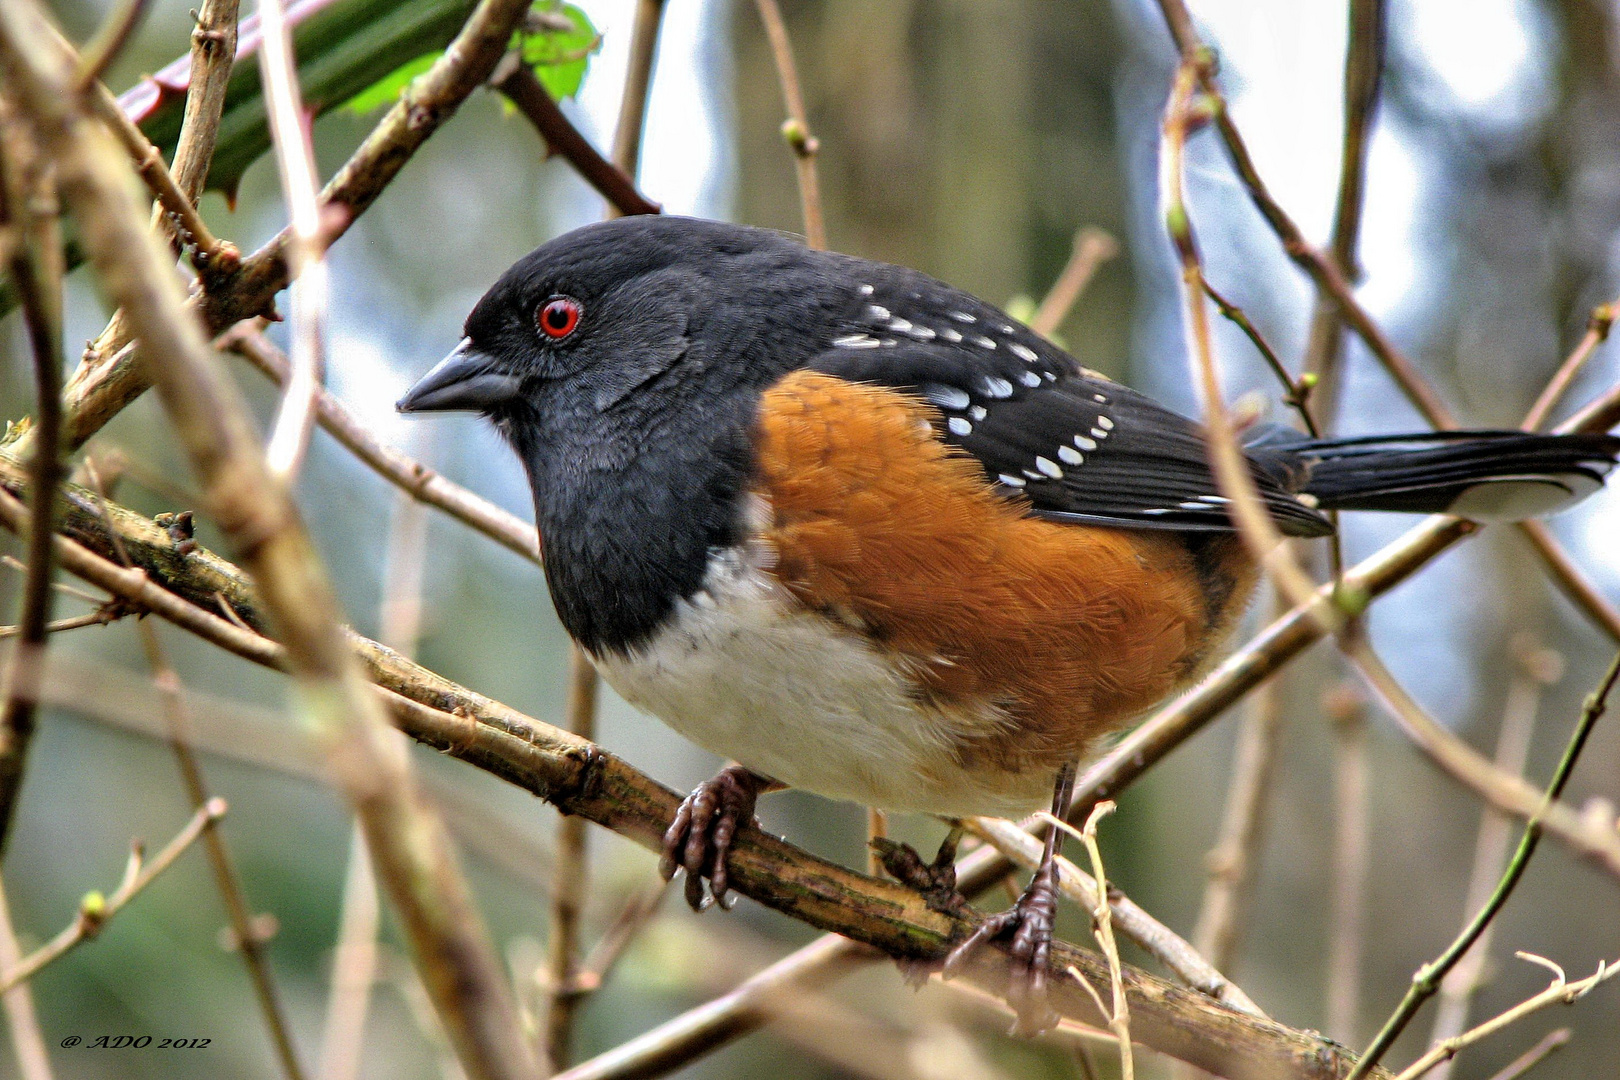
[659,764,774,911]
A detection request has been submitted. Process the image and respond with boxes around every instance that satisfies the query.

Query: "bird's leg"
[943,760,1078,1033]
[660,764,777,911]
[871,822,968,916]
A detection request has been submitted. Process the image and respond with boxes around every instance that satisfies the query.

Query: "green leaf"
[342,51,440,114]
[520,3,599,102]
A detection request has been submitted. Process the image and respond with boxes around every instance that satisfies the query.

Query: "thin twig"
[1300,0,1387,427]
[1427,642,1559,1080]
[1202,280,1319,437]
[1522,303,1614,431]
[1481,1028,1570,1080]
[1342,644,1620,1080]
[608,0,665,190]
[1393,955,1616,1080]
[1518,520,1620,644]
[80,457,306,1080]
[73,0,155,88]
[81,75,233,269]
[259,0,330,484]
[319,827,381,1080]
[166,0,240,210]
[226,325,540,565]
[1160,58,1334,626]
[1325,689,1370,1043]
[1153,7,1453,429]
[1188,660,1283,974]
[1064,803,1133,1080]
[0,604,129,638]
[753,0,824,249]
[494,66,660,217]
[1030,227,1119,339]
[0,871,53,1080]
[541,645,598,1073]
[0,115,64,855]
[0,798,226,994]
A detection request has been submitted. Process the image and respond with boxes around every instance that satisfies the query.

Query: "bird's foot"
[871,823,968,917]
[659,765,770,911]
[942,854,1062,1034]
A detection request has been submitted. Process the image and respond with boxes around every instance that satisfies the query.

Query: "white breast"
[591,541,1056,818]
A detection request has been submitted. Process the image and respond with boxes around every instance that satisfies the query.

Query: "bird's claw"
[941,856,1062,1034]
[659,765,765,912]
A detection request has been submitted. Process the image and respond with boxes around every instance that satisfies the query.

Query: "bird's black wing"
[805,284,1332,538]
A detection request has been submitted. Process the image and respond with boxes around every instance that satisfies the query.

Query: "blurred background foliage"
[1,0,1618,1078]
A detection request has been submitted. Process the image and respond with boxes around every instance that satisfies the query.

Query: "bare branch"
[1393,956,1616,1080]
[752,0,824,248]
[0,798,225,994]
[258,0,330,484]
[1030,227,1118,339]
[494,66,660,217]
[608,0,666,189]
[0,871,54,1080]
[73,0,155,88]
[227,325,540,564]
[1342,644,1620,1080]
[0,106,64,854]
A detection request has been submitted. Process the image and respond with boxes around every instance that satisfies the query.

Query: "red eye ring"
[538,296,582,340]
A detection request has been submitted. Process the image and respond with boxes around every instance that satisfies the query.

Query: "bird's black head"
[396,215,859,434]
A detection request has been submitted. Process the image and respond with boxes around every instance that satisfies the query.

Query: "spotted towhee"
[400,215,1620,1013]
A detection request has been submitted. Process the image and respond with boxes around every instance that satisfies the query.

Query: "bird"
[398,214,1620,1022]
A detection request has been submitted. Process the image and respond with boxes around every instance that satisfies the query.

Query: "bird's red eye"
[538,297,582,340]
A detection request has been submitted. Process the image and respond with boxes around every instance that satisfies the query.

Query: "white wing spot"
[867,304,892,321]
[1058,446,1084,465]
[1097,415,1115,430]
[1297,493,1321,508]
[982,377,1015,399]
[941,328,963,343]
[1179,501,1209,511]
[999,324,1016,334]
[1043,371,1057,382]
[1075,435,1097,450]
[969,405,987,421]
[908,325,936,341]
[859,284,874,296]
[1009,343,1038,362]
[947,416,973,436]
[998,473,1026,488]
[1034,456,1063,479]
[924,384,971,410]
[1093,393,1108,403]
[889,317,914,333]
[1091,427,1109,440]
[1019,370,1042,388]
[973,335,997,350]
[833,334,880,349]
[950,311,977,323]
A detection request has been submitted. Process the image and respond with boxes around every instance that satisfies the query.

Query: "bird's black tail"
[1282,430,1620,521]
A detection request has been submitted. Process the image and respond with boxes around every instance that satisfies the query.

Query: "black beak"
[397,338,521,413]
